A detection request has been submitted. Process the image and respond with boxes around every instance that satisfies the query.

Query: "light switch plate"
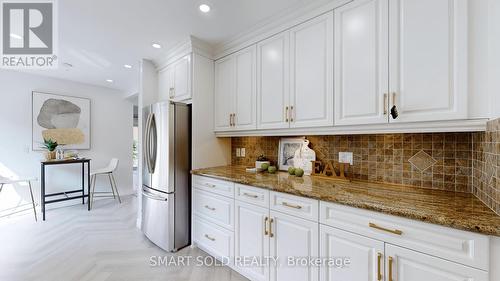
[339,152,353,165]
[241,148,246,157]
[236,148,241,157]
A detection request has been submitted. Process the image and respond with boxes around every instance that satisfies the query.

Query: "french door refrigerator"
[142,101,191,252]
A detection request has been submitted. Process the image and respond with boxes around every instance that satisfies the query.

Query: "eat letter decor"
[311,160,350,181]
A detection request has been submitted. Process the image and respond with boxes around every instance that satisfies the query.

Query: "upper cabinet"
[334,0,389,126]
[290,12,334,128]
[215,45,257,132]
[388,0,468,123]
[158,54,192,102]
[213,0,485,135]
[257,32,290,130]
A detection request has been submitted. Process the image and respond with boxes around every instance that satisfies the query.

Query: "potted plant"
[42,138,58,160]
[255,154,271,171]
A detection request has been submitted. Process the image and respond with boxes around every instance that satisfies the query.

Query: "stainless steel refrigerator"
[142,101,191,252]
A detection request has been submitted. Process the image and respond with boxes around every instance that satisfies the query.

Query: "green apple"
[288,167,296,175]
[294,168,304,177]
[268,166,277,174]
[261,163,269,171]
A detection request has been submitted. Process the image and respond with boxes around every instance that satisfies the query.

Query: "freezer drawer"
[141,187,174,251]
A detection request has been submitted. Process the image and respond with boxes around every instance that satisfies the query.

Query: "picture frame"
[278,137,305,171]
[32,91,91,150]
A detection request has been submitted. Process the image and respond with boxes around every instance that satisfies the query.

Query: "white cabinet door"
[270,210,319,281]
[158,66,173,102]
[234,45,257,130]
[290,12,334,128]
[385,244,488,281]
[334,0,389,125]
[172,55,192,101]
[257,32,290,129]
[320,225,384,281]
[235,201,270,281]
[388,0,468,122]
[214,55,234,131]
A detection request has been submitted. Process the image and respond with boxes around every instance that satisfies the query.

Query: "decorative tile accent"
[408,150,437,171]
[473,118,500,215]
[232,132,473,192]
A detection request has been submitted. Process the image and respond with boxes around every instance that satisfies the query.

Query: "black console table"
[40,159,91,220]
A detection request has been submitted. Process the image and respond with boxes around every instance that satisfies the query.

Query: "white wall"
[0,70,133,212]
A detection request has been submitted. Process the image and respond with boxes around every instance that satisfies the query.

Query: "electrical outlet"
[236,148,241,157]
[339,152,353,165]
[241,148,246,157]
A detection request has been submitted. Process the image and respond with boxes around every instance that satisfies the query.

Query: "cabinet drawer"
[235,184,269,208]
[193,189,234,230]
[320,201,490,271]
[193,215,234,260]
[192,175,234,198]
[270,191,319,221]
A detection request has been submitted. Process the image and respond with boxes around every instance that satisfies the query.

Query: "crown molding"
[212,0,351,60]
[154,35,215,71]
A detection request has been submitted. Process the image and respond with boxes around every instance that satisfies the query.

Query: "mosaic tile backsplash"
[232,133,474,192]
[473,118,500,215]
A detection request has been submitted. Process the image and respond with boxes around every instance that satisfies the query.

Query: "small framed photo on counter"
[278,137,305,171]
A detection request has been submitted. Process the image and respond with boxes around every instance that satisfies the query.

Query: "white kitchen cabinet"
[334,0,389,125]
[385,244,488,281]
[290,12,334,128]
[158,66,173,102]
[171,55,192,101]
[388,0,468,123]
[214,45,257,131]
[257,32,290,129]
[235,201,270,281]
[214,55,235,131]
[270,210,319,281]
[320,225,384,281]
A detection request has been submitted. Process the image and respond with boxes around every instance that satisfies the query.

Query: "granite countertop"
[191,166,500,237]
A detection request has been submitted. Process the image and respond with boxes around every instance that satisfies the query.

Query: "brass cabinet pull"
[264,216,269,236]
[204,234,215,241]
[285,106,289,122]
[282,201,302,209]
[229,114,232,126]
[388,256,394,281]
[204,205,216,211]
[392,92,396,106]
[204,183,216,188]
[383,93,388,115]
[290,106,294,122]
[232,113,236,126]
[377,253,382,281]
[369,222,403,235]
[243,192,259,198]
[269,218,274,238]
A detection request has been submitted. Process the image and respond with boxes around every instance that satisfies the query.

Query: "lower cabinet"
[269,210,319,281]
[320,225,384,281]
[385,244,488,281]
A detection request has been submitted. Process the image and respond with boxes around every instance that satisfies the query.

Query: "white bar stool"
[89,158,121,209]
[0,177,38,221]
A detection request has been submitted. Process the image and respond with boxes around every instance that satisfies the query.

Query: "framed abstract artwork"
[278,137,305,171]
[32,91,91,150]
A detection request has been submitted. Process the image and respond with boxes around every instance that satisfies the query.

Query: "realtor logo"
[1,0,58,68]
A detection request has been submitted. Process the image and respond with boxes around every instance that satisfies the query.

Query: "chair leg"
[108,174,116,199]
[28,181,37,222]
[90,175,97,210]
[111,173,121,204]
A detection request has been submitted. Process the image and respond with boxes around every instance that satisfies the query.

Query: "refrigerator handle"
[144,113,152,174]
[149,113,158,173]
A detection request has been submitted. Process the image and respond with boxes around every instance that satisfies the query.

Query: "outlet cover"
[339,152,353,165]
[236,148,241,157]
[241,148,246,157]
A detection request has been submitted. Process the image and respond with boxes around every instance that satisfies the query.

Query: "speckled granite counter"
[192,166,500,236]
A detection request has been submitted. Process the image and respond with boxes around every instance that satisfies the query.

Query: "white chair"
[90,158,121,209]
[0,177,38,221]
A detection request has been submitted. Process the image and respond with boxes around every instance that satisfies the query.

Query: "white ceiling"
[21,0,327,95]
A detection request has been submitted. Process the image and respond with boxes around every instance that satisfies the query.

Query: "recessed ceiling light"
[199,4,211,13]
[124,64,132,69]
[152,43,162,49]
[106,79,113,83]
